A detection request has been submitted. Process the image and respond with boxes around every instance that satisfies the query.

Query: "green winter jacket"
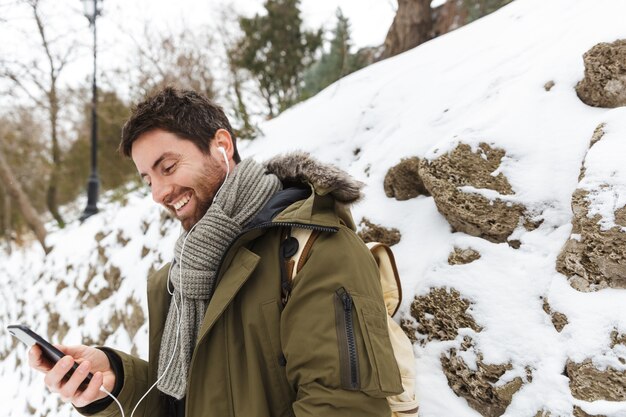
[83,172,403,417]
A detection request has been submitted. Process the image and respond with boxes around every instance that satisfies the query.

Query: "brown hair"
[120,87,241,162]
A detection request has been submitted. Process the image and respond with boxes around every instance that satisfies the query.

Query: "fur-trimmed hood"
[265,152,364,204]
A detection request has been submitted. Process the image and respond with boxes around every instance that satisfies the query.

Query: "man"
[29,87,402,416]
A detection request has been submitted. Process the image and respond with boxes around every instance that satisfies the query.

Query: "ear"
[211,129,235,164]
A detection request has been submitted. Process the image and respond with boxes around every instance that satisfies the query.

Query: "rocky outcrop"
[566,360,626,402]
[573,406,606,417]
[407,287,481,343]
[358,218,402,246]
[611,330,626,353]
[576,39,626,108]
[419,143,526,243]
[441,337,528,417]
[541,298,568,332]
[384,157,429,200]
[448,247,481,265]
[556,123,626,291]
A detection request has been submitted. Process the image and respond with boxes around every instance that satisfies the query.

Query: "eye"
[163,163,176,174]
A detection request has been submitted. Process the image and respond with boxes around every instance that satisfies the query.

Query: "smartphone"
[7,324,93,390]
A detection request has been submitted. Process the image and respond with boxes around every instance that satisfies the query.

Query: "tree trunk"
[0,149,50,254]
[431,0,468,37]
[381,0,433,60]
[47,82,65,228]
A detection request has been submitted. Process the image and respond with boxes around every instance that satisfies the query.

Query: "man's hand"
[28,344,116,407]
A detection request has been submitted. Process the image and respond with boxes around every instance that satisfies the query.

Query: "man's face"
[131,129,226,231]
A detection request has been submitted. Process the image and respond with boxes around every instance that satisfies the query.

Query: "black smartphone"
[7,324,93,390]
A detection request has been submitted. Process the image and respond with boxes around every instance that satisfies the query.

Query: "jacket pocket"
[335,288,403,397]
[361,311,403,395]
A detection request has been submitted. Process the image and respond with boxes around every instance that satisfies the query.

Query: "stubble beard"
[177,160,226,231]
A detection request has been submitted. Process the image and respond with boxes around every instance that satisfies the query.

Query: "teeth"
[173,195,190,210]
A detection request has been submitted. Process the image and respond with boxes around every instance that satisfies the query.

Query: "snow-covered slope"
[2,0,626,416]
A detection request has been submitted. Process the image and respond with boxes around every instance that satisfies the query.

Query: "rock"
[557,198,626,291]
[576,39,626,108]
[507,239,521,249]
[408,287,481,343]
[566,359,626,401]
[541,299,569,332]
[419,143,526,243]
[589,123,606,148]
[384,157,429,200]
[556,190,626,292]
[578,123,606,181]
[116,229,130,246]
[611,330,626,348]
[357,218,402,246]
[400,318,419,343]
[441,337,527,417]
[573,406,606,417]
[610,330,626,365]
[448,247,481,265]
[556,123,626,291]
[544,80,555,91]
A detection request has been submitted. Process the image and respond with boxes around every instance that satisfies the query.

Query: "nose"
[151,178,172,205]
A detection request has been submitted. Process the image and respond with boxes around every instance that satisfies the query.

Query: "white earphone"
[217,146,230,171]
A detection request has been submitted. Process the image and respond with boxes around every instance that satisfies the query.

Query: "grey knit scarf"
[157,158,282,399]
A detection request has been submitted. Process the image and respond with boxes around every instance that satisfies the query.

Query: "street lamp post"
[80,0,101,221]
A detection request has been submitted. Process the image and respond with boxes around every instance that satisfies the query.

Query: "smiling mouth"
[172,193,191,211]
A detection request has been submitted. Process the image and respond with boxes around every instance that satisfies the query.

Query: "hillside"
[2,0,626,416]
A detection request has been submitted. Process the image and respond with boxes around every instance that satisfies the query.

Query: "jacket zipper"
[215,221,337,284]
[336,287,359,390]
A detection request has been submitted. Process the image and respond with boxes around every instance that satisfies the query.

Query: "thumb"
[55,344,87,358]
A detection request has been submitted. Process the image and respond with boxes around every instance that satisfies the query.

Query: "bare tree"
[0,148,50,254]
[381,0,433,60]
[381,0,514,59]
[121,26,217,101]
[0,0,78,228]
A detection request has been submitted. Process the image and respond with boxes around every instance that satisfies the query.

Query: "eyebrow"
[139,152,180,179]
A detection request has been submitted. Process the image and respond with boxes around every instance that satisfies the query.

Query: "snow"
[2,0,626,416]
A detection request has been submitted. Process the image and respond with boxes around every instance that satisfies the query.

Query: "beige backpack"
[282,228,419,416]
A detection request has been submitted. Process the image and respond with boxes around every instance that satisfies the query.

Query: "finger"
[57,344,85,357]
[73,371,105,408]
[58,360,92,402]
[44,355,75,393]
[28,345,51,372]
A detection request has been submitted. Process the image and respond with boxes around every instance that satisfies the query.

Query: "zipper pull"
[337,287,353,311]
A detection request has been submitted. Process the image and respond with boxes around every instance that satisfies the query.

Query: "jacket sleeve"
[281,226,403,417]
[75,349,166,417]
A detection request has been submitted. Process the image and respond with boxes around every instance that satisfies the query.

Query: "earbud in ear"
[217,146,229,175]
[217,146,228,164]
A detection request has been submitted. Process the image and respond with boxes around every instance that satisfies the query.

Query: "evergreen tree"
[231,0,322,117]
[301,9,368,100]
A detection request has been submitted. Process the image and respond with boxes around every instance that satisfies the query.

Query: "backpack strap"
[280,227,320,306]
